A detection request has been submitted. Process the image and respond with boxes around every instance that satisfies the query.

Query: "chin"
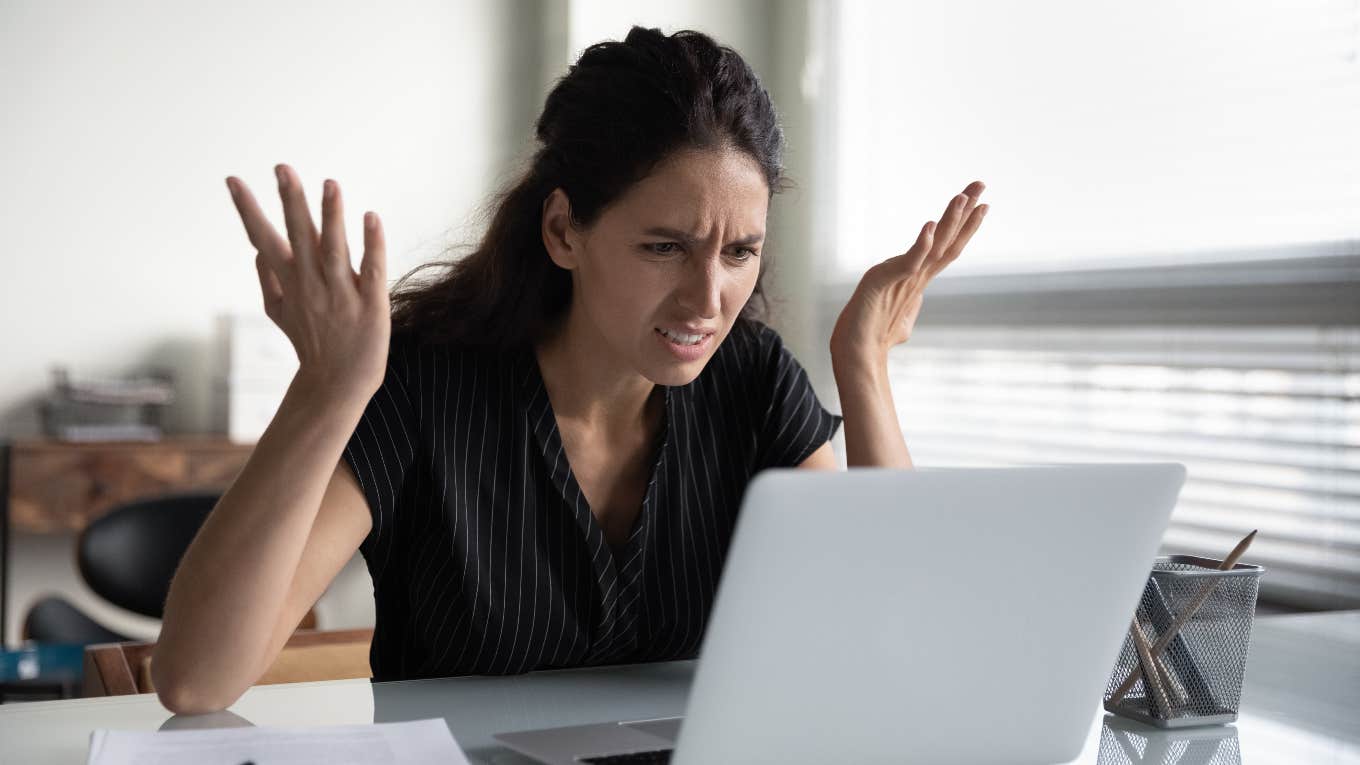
[645,363,707,387]
[637,350,711,387]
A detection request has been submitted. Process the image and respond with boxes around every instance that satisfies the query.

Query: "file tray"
[1103,555,1264,728]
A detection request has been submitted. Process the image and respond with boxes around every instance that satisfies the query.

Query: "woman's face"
[543,147,769,387]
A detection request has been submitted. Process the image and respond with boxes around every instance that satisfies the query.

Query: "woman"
[152,26,986,714]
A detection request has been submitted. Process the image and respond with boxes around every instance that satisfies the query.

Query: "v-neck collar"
[518,345,672,646]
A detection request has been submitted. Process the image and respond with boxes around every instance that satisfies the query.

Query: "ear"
[541,188,581,270]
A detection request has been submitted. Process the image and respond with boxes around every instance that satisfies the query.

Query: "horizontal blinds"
[883,325,1360,610]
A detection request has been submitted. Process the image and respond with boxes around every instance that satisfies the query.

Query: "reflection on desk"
[1,612,1357,764]
[1099,714,1240,765]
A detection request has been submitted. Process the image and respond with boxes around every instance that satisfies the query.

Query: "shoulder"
[372,333,529,427]
[387,331,517,385]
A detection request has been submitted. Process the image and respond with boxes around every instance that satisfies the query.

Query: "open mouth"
[655,327,709,346]
[654,327,715,361]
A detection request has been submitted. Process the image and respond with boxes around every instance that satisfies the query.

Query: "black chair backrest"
[76,492,220,618]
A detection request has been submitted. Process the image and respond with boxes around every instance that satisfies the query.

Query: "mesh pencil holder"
[1103,555,1264,728]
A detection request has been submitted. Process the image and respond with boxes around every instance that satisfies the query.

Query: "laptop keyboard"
[578,749,673,763]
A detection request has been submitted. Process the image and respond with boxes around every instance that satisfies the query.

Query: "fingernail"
[276,166,287,186]
[365,212,376,230]
[324,180,334,201]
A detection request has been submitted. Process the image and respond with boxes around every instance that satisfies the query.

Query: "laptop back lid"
[672,463,1186,765]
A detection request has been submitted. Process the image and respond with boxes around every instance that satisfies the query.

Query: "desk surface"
[2,611,1357,764]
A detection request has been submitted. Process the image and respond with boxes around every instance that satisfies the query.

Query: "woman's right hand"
[225,164,390,405]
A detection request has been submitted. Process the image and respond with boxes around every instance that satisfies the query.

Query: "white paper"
[86,718,470,765]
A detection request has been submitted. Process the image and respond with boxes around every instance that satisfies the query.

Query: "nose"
[675,252,723,320]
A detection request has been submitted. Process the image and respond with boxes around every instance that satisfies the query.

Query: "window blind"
[882,323,1360,610]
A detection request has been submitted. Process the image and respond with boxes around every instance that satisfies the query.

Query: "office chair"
[22,491,218,644]
[78,491,220,618]
[24,491,315,644]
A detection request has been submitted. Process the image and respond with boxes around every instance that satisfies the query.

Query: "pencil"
[1129,616,1173,718]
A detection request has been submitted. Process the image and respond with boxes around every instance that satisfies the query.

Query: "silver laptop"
[495,463,1186,764]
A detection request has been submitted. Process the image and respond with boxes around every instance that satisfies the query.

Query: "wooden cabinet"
[6,437,253,534]
[1,436,255,645]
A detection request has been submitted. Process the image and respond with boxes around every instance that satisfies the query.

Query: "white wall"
[568,0,771,64]
[0,0,541,646]
[0,0,525,436]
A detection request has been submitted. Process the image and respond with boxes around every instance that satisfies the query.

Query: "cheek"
[725,266,761,309]
[578,253,660,321]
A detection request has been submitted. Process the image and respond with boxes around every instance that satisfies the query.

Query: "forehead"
[601,147,770,234]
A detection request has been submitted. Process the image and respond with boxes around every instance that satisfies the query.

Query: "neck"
[534,302,659,437]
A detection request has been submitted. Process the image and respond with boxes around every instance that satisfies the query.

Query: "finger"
[359,211,388,301]
[929,203,988,278]
[958,180,986,225]
[927,193,971,266]
[226,177,293,280]
[319,179,357,290]
[254,252,284,321]
[876,220,936,284]
[275,164,323,285]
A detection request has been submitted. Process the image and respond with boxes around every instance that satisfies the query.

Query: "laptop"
[494,463,1186,764]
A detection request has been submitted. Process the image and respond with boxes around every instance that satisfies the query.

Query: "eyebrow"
[642,227,765,247]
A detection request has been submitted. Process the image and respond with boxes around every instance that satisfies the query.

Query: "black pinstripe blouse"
[341,318,842,681]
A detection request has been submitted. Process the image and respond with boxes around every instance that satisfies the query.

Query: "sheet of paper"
[86,717,470,765]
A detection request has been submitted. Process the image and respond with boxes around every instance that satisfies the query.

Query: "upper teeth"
[660,328,704,345]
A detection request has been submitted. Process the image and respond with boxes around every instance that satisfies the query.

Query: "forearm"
[831,350,913,469]
[152,373,366,712]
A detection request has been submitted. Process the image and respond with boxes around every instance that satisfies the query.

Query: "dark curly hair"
[389,26,789,348]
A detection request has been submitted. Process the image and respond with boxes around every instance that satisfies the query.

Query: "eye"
[645,242,682,255]
[730,247,759,261]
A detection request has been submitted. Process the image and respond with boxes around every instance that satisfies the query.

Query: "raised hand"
[831,181,988,363]
[225,164,391,404]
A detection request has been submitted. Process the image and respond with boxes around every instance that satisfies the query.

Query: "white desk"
[2,611,1357,764]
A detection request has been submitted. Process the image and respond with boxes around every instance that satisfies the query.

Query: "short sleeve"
[341,334,420,579]
[750,323,843,470]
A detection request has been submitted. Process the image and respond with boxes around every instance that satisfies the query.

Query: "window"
[831,0,1360,276]
[824,0,1360,609]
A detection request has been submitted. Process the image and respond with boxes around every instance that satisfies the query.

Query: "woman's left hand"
[830,181,988,365]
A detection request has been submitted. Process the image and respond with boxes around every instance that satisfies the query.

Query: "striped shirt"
[341,318,842,681]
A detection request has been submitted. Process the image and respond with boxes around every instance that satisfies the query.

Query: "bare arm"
[830,354,913,468]
[249,456,373,683]
[151,386,371,713]
[153,164,391,713]
[796,441,839,470]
